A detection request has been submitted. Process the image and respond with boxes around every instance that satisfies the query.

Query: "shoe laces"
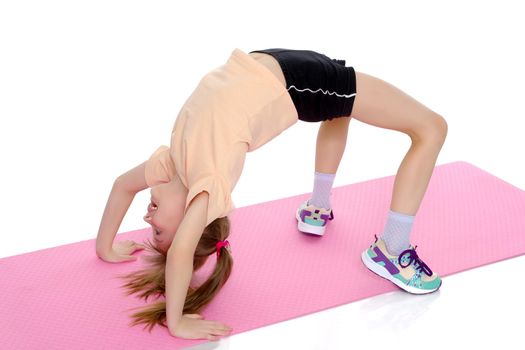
[373,234,433,277]
[398,247,433,277]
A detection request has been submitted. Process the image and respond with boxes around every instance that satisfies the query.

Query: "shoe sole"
[295,209,326,236]
[360,249,442,295]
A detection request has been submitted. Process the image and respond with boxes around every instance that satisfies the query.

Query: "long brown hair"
[117,216,232,332]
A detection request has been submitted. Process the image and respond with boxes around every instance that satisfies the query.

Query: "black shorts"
[249,48,357,123]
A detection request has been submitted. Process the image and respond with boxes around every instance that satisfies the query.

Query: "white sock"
[309,171,336,210]
[380,209,415,255]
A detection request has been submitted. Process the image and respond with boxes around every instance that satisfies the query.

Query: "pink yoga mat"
[1,161,524,349]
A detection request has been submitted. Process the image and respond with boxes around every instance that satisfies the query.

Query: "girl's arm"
[95,161,149,261]
[165,191,232,340]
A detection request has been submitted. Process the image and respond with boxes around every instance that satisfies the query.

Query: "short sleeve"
[185,173,234,227]
[144,146,176,187]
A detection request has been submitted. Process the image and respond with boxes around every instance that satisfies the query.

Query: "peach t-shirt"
[144,48,298,227]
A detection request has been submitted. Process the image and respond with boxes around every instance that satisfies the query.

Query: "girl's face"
[143,180,187,253]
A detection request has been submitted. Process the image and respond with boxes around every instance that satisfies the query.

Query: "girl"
[95,48,447,340]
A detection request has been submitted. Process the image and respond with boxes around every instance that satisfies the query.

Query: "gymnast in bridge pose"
[95,47,446,340]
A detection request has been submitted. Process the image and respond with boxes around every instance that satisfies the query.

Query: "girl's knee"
[433,114,448,142]
[412,113,448,145]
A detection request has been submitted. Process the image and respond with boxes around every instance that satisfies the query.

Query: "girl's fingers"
[214,322,232,331]
[120,254,137,261]
[203,329,223,340]
[120,241,145,250]
[184,314,203,319]
[206,322,232,335]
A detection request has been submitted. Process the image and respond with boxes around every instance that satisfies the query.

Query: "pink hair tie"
[216,240,230,258]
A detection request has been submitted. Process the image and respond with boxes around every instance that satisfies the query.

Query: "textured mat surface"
[1,161,524,349]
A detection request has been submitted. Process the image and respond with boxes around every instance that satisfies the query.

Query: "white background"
[1,1,524,349]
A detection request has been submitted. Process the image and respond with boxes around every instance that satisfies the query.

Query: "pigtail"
[117,216,232,332]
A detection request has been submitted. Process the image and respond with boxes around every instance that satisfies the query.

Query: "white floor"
[1,1,524,349]
[188,254,525,350]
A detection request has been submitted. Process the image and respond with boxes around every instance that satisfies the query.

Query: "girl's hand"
[169,314,233,340]
[98,240,146,263]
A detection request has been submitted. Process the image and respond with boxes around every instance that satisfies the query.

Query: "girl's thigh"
[350,71,447,140]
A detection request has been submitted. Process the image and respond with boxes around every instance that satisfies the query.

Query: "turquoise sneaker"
[361,234,442,294]
[295,199,334,236]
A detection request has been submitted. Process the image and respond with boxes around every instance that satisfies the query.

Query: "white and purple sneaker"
[295,200,334,236]
[361,234,442,294]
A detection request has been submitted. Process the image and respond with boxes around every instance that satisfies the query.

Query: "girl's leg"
[350,72,448,216]
[351,71,446,292]
[307,116,352,210]
[314,116,352,174]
